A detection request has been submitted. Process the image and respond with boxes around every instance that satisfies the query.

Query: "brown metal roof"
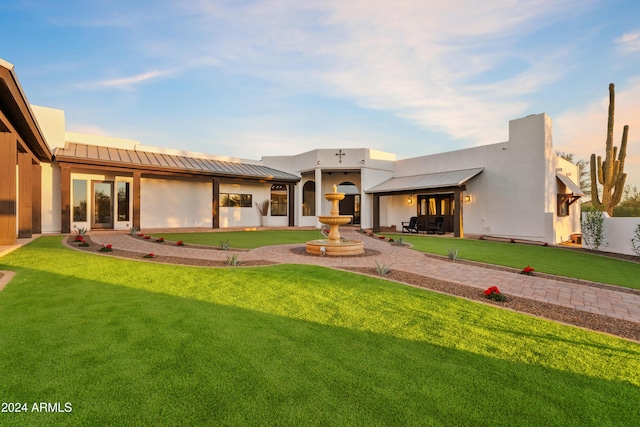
[54,142,300,182]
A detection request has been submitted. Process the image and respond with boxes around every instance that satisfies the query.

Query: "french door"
[92,181,114,229]
[417,194,454,232]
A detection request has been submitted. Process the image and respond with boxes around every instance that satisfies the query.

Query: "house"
[1,58,582,246]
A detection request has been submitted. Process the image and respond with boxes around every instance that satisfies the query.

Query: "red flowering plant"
[521,266,535,276]
[99,244,113,252]
[143,253,155,259]
[484,286,506,302]
[176,240,184,246]
[155,237,165,243]
[143,235,151,240]
[137,232,144,237]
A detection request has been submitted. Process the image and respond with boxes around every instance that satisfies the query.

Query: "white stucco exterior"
[29,104,582,244]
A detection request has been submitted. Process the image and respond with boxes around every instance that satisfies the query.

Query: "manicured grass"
[396,234,640,289]
[0,237,639,425]
[148,229,324,248]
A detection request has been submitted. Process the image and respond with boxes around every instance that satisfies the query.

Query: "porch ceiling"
[366,167,483,194]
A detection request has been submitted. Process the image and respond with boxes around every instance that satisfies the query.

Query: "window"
[73,180,87,221]
[117,182,130,221]
[428,198,436,215]
[270,184,288,216]
[220,193,252,207]
[302,181,315,216]
[557,194,570,217]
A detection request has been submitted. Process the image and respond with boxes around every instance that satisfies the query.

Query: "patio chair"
[402,216,419,233]
[427,216,445,234]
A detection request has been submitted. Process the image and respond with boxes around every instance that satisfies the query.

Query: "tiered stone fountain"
[306,185,364,256]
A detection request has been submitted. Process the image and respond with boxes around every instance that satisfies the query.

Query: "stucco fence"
[581,213,640,256]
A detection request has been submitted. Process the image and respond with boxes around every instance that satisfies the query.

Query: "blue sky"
[1,0,639,189]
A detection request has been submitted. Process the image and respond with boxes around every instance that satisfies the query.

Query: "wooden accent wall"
[17,151,32,238]
[31,163,42,233]
[0,132,17,244]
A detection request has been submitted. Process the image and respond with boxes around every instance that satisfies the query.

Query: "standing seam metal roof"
[366,167,484,193]
[54,143,299,181]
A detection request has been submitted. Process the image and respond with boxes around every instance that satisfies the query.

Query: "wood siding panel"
[0,132,17,245]
[18,151,32,238]
[32,163,42,233]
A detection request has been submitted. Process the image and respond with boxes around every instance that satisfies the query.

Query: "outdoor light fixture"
[407,197,413,205]
[464,195,471,202]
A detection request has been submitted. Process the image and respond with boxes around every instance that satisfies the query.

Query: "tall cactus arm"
[618,124,628,168]
[597,155,604,185]
[606,83,615,153]
[612,172,627,206]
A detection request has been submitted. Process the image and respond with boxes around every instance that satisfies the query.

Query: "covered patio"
[367,167,483,238]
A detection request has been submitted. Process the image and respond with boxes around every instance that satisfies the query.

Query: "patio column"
[372,194,380,233]
[133,171,141,230]
[453,189,463,238]
[0,132,17,245]
[212,178,219,229]
[32,162,42,234]
[288,183,295,227]
[17,151,33,238]
[60,165,71,233]
[315,168,322,228]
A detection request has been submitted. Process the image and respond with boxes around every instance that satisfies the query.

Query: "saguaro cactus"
[590,83,629,216]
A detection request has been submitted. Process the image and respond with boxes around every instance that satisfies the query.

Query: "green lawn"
[148,229,323,248]
[395,234,640,289]
[1,237,639,425]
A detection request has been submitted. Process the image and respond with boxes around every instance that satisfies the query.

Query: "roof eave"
[0,59,52,162]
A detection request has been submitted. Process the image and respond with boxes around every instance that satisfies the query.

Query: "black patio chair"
[402,216,419,233]
[427,216,445,234]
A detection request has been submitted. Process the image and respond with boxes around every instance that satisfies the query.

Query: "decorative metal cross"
[335,149,346,163]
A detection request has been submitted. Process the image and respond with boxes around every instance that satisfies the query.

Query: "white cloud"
[171,0,586,145]
[615,31,640,53]
[76,70,174,90]
[98,70,172,88]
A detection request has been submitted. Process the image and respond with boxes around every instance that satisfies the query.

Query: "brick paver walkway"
[89,230,640,324]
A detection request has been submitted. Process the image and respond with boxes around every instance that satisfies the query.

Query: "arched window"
[302,181,316,216]
[270,184,288,216]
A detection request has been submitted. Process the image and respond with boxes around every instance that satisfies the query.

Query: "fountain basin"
[318,215,352,226]
[306,239,364,256]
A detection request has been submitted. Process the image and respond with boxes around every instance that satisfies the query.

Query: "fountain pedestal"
[305,185,364,256]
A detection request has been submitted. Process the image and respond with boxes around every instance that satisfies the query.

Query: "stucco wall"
[380,114,580,242]
[141,178,212,229]
[219,183,271,228]
[582,214,640,256]
[40,162,60,234]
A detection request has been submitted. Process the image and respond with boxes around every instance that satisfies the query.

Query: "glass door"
[92,181,114,229]
[417,194,453,232]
